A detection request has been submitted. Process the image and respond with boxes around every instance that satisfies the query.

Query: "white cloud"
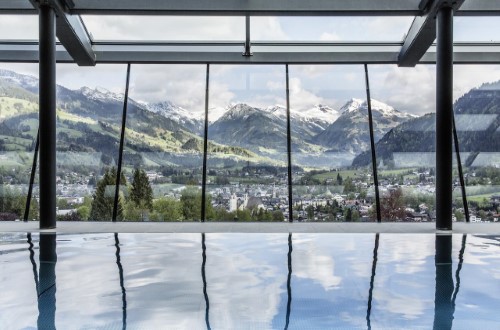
[370,65,436,115]
[454,65,500,100]
[82,16,245,41]
[0,15,38,39]
[128,64,206,111]
[251,17,290,41]
[289,77,326,111]
[319,32,342,41]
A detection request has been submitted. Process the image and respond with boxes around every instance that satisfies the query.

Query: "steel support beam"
[28,0,95,65]
[399,0,464,67]
[3,41,500,64]
[39,3,57,229]
[55,12,96,66]
[2,0,500,15]
[435,6,453,231]
[48,0,423,16]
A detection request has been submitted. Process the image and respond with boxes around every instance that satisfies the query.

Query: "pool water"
[0,233,499,329]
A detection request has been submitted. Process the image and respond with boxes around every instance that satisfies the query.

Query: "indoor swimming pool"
[0,233,499,329]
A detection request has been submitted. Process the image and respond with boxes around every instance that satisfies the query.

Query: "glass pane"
[123,64,205,221]
[82,16,245,41]
[56,64,127,221]
[0,15,38,40]
[367,65,443,222]
[289,65,375,222]
[455,17,500,42]
[251,16,414,42]
[206,65,288,222]
[454,65,500,223]
[0,63,39,221]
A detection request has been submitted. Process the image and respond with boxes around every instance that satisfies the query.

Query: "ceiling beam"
[28,0,96,66]
[55,13,96,66]
[2,41,500,64]
[398,0,465,67]
[2,0,500,15]
[1,0,421,16]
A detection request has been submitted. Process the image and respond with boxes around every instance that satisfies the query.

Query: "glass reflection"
[368,65,443,222]
[0,64,39,221]
[453,65,500,224]
[0,233,499,328]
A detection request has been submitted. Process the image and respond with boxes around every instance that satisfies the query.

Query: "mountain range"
[2,68,496,171]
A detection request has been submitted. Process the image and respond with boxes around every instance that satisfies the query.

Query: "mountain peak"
[0,69,38,89]
[340,98,365,113]
[79,86,124,102]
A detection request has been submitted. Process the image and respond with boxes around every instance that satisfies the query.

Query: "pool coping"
[0,222,499,234]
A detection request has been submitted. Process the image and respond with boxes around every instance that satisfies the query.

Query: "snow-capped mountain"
[313,98,415,154]
[0,69,39,93]
[80,86,125,103]
[145,101,204,134]
[207,103,339,153]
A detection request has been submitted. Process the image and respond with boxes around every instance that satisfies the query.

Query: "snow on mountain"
[301,104,339,124]
[0,69,38,90]
[341,98,416,120]
[80,86,125,103]
[339,98,365,114]
[145,101,204,134]
[313,98,416,154]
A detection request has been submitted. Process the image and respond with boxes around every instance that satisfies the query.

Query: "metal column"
[435,6,454,230]
[285,65,294,223]
[113,63,131,222]
[39,4,57,229]
[201,64,210,222]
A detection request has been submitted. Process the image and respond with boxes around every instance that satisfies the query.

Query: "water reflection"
[434,234,454,330]
[366,233,379,330]
[0,232,499,328]
[114,233,127,330]
[37,233,57,330]
[201,233,210,330]
[284,233,292,330]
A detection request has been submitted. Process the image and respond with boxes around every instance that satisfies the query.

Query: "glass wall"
[0,63,39,221]
[55,64,127,221]
[3,61,497,223]
[206,65,288,221]
[368,65,443,222]
[454,65,500,223]
[123,65,206,221]
[289,65,375,222]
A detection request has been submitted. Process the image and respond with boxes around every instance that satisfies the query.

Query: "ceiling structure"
[0,0,499,66]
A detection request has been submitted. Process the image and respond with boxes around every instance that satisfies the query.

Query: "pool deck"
[0,221,499,234]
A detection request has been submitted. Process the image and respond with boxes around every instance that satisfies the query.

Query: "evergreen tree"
[89,167,126,221]
[180,186,202,220]
[129,168,154,221]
